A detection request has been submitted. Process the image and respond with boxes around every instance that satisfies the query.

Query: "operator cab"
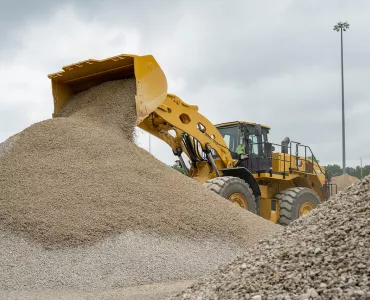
[215,121,272,173]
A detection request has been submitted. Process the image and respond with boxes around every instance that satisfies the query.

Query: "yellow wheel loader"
[48,53,329,225]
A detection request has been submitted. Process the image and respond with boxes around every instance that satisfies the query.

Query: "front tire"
[204,176,257,213]
[276,187,320,225]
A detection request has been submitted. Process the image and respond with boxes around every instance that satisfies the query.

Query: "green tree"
[363,165,370,178]
[346,167,359,179]
[323,164,370,180]
[324,164,342,179]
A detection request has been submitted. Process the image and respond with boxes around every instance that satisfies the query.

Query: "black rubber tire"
[276,187,320,225]
[204,176,257,213]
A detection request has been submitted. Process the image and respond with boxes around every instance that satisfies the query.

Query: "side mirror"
[254,124,262,136]
[271,146,275,152]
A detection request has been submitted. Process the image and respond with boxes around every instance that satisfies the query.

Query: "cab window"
[248,135,259,156]
[216,125,240,153]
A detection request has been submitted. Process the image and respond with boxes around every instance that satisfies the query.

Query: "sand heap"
[0,79,280,292]
[176,176,370,300]
[331,173,360,192]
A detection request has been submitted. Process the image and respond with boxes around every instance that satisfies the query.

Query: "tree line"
[324,164,369,180]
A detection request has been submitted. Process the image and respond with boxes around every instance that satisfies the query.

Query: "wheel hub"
[299,202,315,216]
[228,193,248,209]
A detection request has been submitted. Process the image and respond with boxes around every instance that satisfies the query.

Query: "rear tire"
[204,176,257,213]
[276,187,320,225]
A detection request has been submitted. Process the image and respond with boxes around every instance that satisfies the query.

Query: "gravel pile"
[0,79,280,291]
[0,117,277,249]
[331,173,360,192]
[0,134,19,157]
[176,177,370,300]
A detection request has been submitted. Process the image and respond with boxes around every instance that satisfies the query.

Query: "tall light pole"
[333,22,349,174]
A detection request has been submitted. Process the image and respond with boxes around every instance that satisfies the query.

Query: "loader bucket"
[48,54,168,124]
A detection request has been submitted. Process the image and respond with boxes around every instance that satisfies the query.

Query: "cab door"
[242,126,272,173]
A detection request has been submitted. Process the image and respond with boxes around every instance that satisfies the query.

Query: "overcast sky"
[1,0,369,167]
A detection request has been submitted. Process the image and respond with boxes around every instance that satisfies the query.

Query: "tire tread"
[204,176,257,213]
[276,187,320,226]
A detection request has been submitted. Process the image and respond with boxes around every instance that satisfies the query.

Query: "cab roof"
[215,121,271,129]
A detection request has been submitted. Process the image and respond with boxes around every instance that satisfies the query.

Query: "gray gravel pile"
[176,177,370,300]
[0,79,280,292]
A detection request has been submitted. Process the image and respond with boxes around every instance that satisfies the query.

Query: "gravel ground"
[0,280,194,300]
[0,230,239,290]
[175,177,370,300]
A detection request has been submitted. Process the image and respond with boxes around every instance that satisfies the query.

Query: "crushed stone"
[0,78,280,290]
[175,176,370,300]
[56,78,137,141]
[0,134,19,157]
[0,230,245,291]
[0,280,195,300]
[0,115,278,248]
[331,173,360,192]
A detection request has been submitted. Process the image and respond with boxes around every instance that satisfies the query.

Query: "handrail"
[247,140,325,179]
[306,145,326,175]
[290,140,326,177]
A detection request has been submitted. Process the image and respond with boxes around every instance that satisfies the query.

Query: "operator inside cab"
[216,122,272,173]
[236,141,245,155]
[236,138,253,156]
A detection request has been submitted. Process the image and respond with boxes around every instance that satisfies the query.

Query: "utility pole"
[360,157,363,179]
[333,21,349,174]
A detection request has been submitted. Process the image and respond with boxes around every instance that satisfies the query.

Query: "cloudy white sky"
[1,0,369,167]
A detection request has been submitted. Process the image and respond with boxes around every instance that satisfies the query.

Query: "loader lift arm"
[138,94,235,172]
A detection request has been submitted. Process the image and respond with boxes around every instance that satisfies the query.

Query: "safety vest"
[236,144,245,154]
